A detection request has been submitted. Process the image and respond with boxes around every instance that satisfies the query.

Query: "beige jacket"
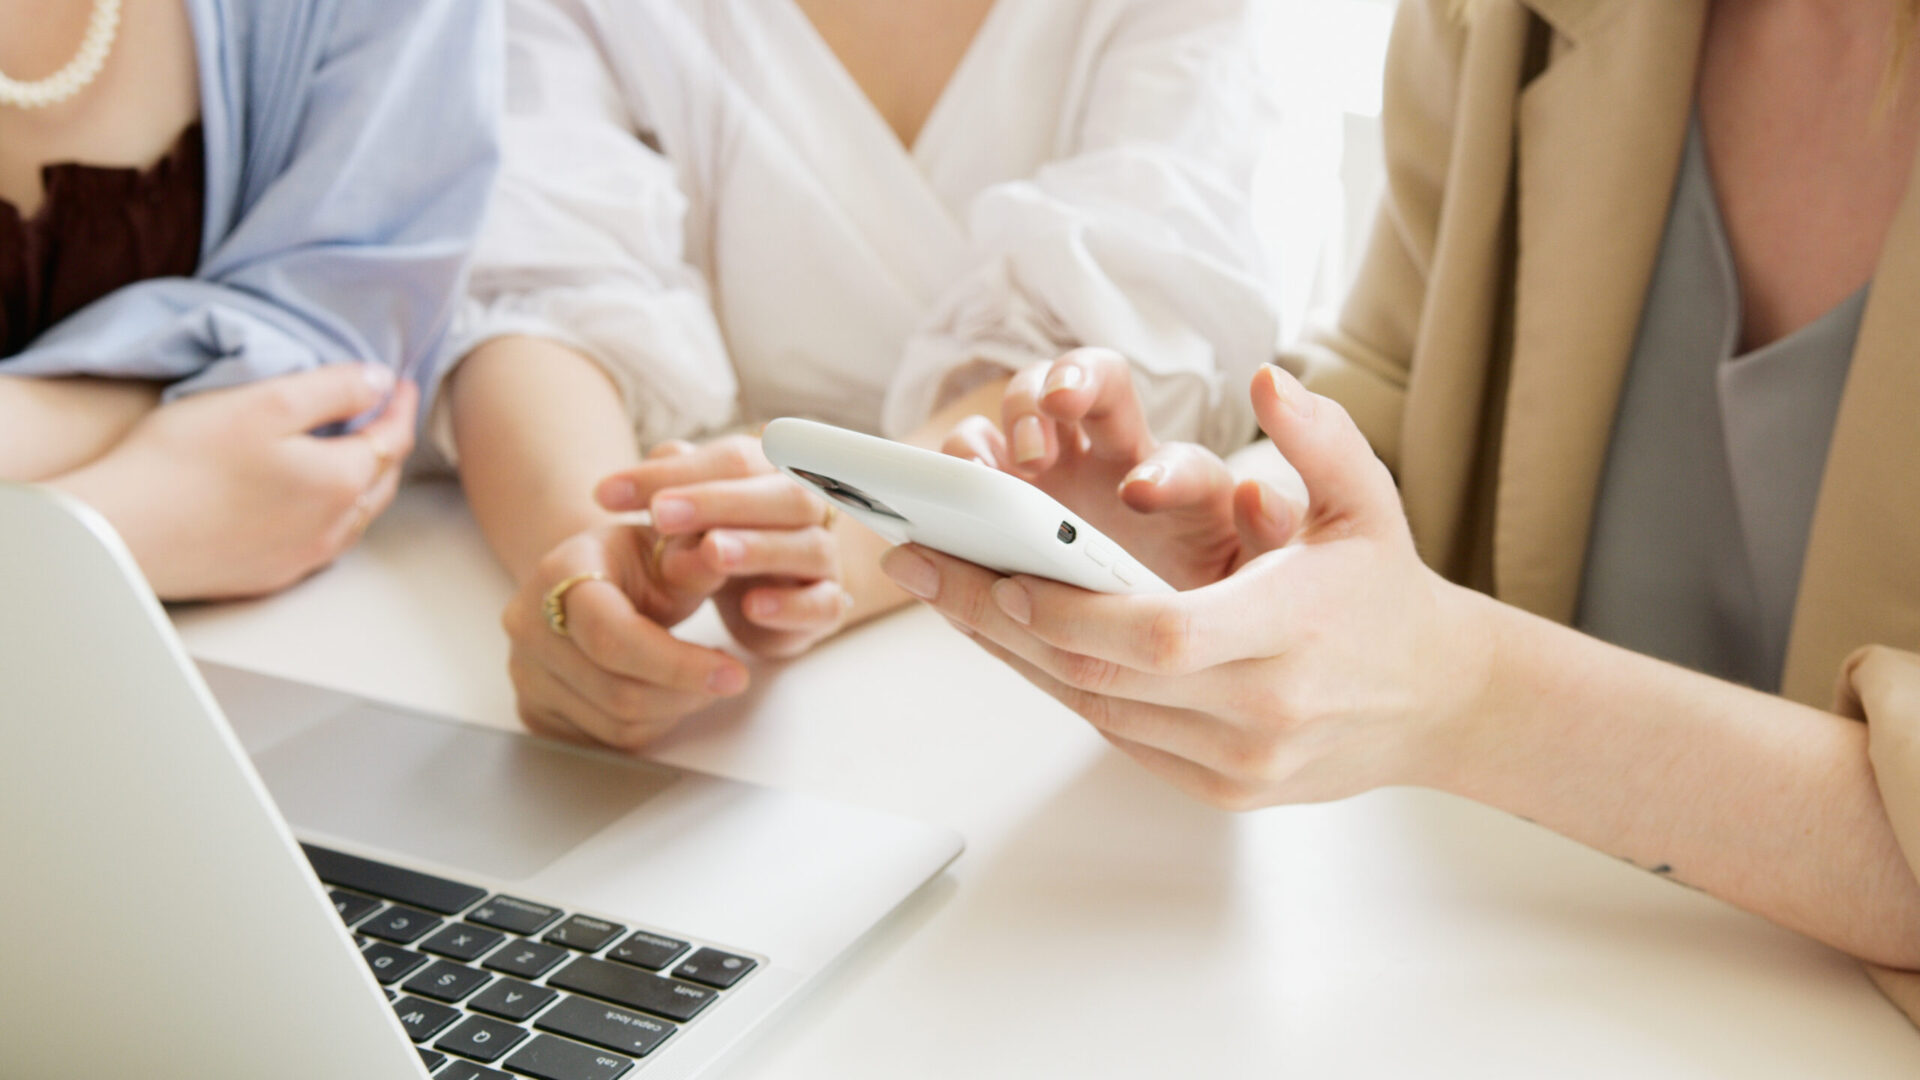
[1280,0,1920,1020]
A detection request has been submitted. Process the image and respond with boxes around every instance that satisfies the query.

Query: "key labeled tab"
[503,1034,634,1080]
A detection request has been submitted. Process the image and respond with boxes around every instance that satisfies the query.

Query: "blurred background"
[1255,0,1396,343]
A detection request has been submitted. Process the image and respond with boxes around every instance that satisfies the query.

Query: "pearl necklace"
[0,0,124,110]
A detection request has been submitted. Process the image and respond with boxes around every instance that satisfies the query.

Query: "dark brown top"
[0,122,206,359]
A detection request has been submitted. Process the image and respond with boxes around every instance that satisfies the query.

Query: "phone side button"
[1085,539,1116,567]
[1112,560,1139,587]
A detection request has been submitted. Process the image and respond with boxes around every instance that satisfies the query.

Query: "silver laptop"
[0,483,961,1080]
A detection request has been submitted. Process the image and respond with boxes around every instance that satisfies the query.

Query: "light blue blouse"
[0,0,501,399]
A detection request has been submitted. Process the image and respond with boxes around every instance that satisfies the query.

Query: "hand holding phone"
[762,418,1172,595]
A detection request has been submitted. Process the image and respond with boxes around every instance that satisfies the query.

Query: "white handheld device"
[762,417,1173,595]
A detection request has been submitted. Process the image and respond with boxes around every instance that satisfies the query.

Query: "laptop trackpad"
[251,704,677,882]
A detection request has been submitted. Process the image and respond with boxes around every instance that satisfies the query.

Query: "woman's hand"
[597,434,851,660]
[943,348,1292,590]
[887,365,1497,809]
[501,512,751,751]
[51,365,415,601]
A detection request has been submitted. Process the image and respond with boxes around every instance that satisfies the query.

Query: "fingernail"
[598,478,638,509]
[1123,463,1166,488]
[1262,365,1314,420]
[1253,484,1284,529]
[710,532,744,568]
[361,364,396,393]
[1043,362,1085,397]
[652,497,694,529]
[1012,416,1046,464]
[708,665,748,695]
[992,579,1032,625]
[880,548,939,600]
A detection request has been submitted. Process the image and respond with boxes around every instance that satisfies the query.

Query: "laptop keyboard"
[304,844,762,1079]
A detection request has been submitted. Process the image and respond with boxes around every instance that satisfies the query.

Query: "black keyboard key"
[673,947,756,990]
[303,845,488,916]
[392,995,461,1043]
[548,957,715,1023]
[439,1063,513,1080]
[468,896,563,936]
[330,890,383,925]
[422,924,507,963]
[436,1015,531,1063]
[484,939,570,980]
[502,1034,633,1080]
[543,915,625,953]
[361,905,443,945]
[363,942,430,985]
[420,1048,447,1070]
[386,989,398,1001]
[403,960,493,1003]
[606,932,687,972]
[536,996,675,1059]
[471,978,559,1023]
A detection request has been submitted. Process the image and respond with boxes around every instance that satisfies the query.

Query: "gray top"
[1574,118,1867,692]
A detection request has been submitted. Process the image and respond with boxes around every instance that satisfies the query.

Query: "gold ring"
[543,570,608,637]
[365,435,397,476]
[647,532,671,580]
[821,502,838,530]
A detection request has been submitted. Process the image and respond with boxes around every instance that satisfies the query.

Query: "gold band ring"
[365,435,397,476]
[821,502,838,530]
[543,570,609,637]
[647,533,671,581]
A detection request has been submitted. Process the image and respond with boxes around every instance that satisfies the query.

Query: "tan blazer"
[1279,0,1920,1021]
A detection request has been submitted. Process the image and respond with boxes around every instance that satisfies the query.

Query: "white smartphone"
[761,417,1173,595]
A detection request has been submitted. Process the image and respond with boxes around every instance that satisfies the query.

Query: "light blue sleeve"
[2,0,502,402]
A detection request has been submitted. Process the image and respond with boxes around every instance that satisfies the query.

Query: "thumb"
[1249,365,1401,536]
[247,363,396,435]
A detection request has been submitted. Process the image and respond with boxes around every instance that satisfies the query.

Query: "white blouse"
[444,0,1277,459]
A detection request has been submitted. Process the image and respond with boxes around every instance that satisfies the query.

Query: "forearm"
[1438,588,1920,967]
[0,375,159,481]
[448,337,641,582]
[840,373,1015,627]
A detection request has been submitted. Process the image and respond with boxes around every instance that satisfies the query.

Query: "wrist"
[1409,579,1523,796]
[46,451,180,594]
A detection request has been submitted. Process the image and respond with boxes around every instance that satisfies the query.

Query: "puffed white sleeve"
[431,0,735,463]
[882,0,1277,454]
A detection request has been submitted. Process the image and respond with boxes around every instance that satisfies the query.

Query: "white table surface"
[174,480,1920,1078]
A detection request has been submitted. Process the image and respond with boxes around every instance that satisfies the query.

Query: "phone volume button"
[1112,560,1139,587]
[1085,539,1116,567]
